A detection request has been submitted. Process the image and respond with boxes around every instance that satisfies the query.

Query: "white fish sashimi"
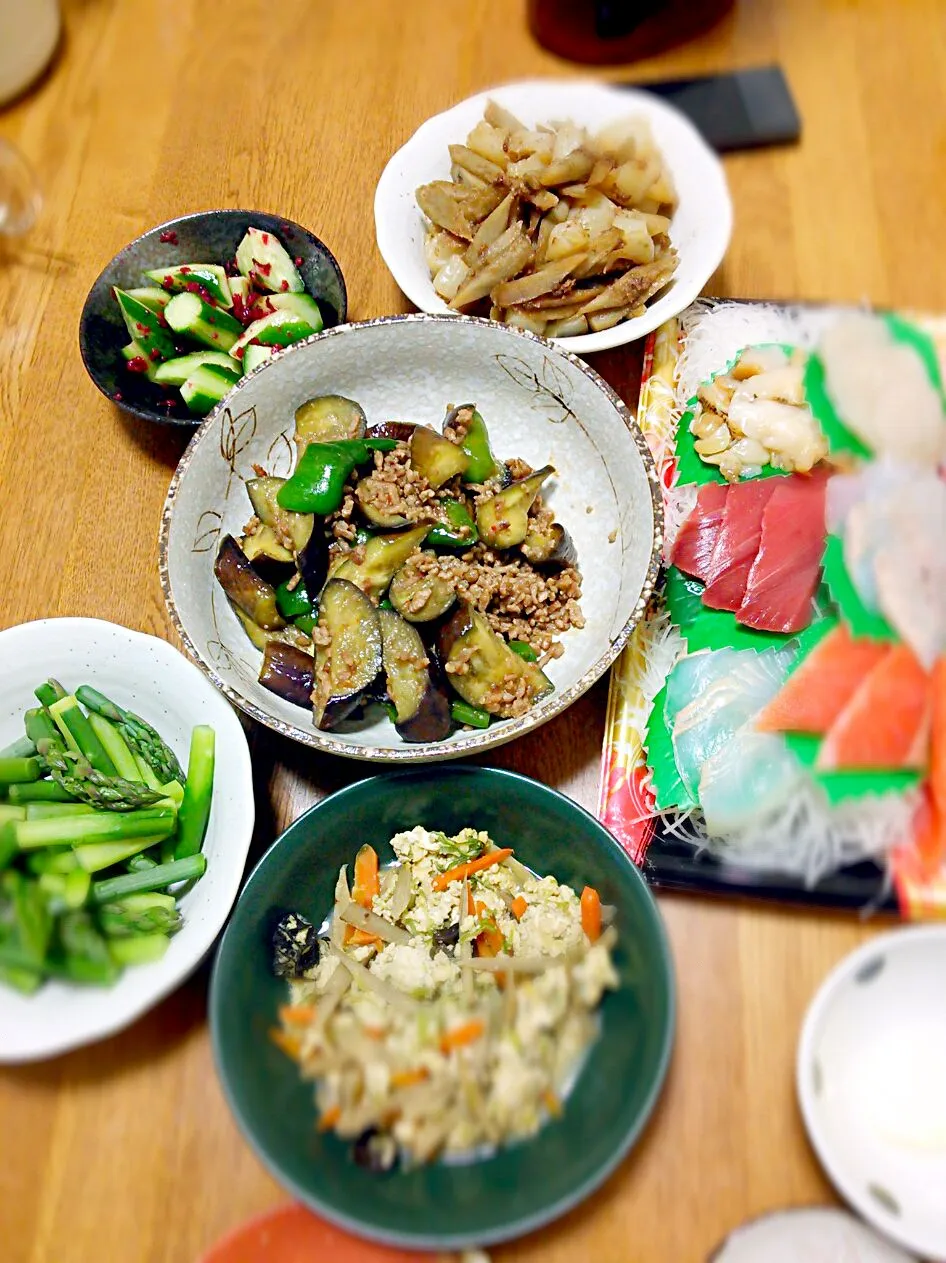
[818,312,946,467]
[663,649,744,721]
[699,730,805,835]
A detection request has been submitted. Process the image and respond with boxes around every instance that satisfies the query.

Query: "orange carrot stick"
[269,1027,302,1060]
[465,885,476,917]
[352,844,380,907]
[345,926,382,948]
[432,848,513,891]
[391,1067,429,1088]
[511,895,528,920]
[278,1003,317,1025]
[439,1019,485,1053]
[474,901,505,958]
[317,1105,341,1132]
[543,1088,562,1118]
[581,885,602,942]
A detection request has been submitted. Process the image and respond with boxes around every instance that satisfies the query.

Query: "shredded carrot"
[317,1105,341,1132]
[352,843,380,907]
[277,1003,317,1025]
[511,895,528,920]
[580,885,602,942]
[543,1089,562,1118]
[391,1067,429,1088]
[466,885,476,917]
[439,1019,485,1053]
[474,901,505,958]
[344,926,382,948]
[433,847,513,891]
[269,1027,302,1060]
[363,1025,386,1041]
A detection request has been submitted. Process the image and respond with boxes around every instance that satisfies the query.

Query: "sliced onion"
[338,900,412,945]
[388,863,412,923]
[329,943,420,1017]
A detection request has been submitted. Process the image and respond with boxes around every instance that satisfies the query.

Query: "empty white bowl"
[0,617,254,1062]
[159,313,663,762]
[374,78,732,354]
[797,926,946,1262]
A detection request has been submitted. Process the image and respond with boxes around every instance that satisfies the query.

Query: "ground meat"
[504,457,534,481]
[354,444,439,525]
[482,673,534,718]
[443,405,474,444]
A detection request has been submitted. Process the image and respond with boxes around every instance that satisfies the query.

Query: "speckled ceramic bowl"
[78,210,348,426]
[159,314,662,762]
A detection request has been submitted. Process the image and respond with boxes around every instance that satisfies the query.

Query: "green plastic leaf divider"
[663,565,792,653]
[782,732,922,804]
[643,679,696,813]
[820,534,896,643]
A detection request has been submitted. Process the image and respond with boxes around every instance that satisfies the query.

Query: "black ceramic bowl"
[78,210,348,426]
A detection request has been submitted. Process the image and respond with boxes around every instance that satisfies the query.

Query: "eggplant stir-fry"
[214,397,584,741]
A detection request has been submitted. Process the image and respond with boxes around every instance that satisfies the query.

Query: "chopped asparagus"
[8,806,175,851]
[48,696,117,777]
[86,713,141,782]
[0,735,35,759]
[0,757,42,785]
[36,742,165,812]
[91,853,206,903]
[108,933,170,967]
[74,687,184,785]
[174,726,215,859]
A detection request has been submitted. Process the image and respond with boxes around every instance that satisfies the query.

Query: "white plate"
[797,926,946,1261]
[374,78,732,354]
[0,618,254,1062]
[159,314,663,762]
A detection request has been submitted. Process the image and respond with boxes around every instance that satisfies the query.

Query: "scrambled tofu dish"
[270,826,618,1170]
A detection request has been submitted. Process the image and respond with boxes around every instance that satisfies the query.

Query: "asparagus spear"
[37,868,91,913]
[0,757,42,785]
[26,848,79,876]
[108,933,170,967]
[91,853,206,903]
[24,707,61,748]
[0,735,35,759]
[0,870,52,972]
[174,726,215,859]
[99,893,182,938]
[7,806,175,851]
[25,803,97,821]
[0,961,42,994]
[34,679,67,709]
[86,713,141,782]
[36,742,165,812]
[8,781,76,804]
[47,910,120,986]
[49,696,117,777]
[75,687,184,785]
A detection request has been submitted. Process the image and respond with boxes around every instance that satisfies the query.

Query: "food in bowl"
[416,100,678,339]
[213,395,584,742]
[0,677,215,994]
[270,824,617,1169]
[113,224,328,416]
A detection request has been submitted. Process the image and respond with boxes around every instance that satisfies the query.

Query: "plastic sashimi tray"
[597,299,946,919]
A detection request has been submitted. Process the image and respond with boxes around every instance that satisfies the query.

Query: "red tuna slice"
[671,482,728,580]
[736,474,828,634]
[701,478,781,612]
[817,643,932,771]
[756,624,890,733]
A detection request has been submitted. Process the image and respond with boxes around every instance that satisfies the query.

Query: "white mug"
[0,0,60,106]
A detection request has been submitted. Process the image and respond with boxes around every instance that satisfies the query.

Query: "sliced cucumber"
[114,288,176,362]
[231,310,320,361]
[164,291,243,352]
[180,364,239,416]
[153,351,242,387]
[242,343,275,373]
[144,264,233,308]
[255,291,323,328]
[228,274,252,310]
[121,340,160,383]
[125,286,172,313]
[235,226,303,294]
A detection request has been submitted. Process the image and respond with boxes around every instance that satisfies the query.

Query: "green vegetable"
[235,226,304,294]
[242,343,274,373]
[0,822,17,869]
[24,706,61,749]
[122,340,160,382]
[181,363,240,416]
[87,713,141,782]
[230,310,320,360]
[35,742,165,811]
[0,804,27,826]
[275,576,313,621]
[459,409,501,483]
[0,869,52,971]
[174,726,215,859]
[48,910,119,986]
[73,833,176,874]
[144,263,233,308]
[34,679,67,708]
[99,892,181,938]
[38,868,91,913]
[123,286,171,313]
[108,933,170,967]
[161,779,185,809]
[153,351,241,387]
[277,438,397,515]
[164,290,243,352]
[425,498,479,550]
[49,696,118,776]
[125,853,159,873]
[0,962,42,993]
[0,735,35,758]
[7,806,175,852]
[26,848,78,876]
[113,288,176,363]
[293,613,316,635]
[8,780,75,804]
[74,687,185,785]
[450,700,491,729]
[508,639,538,662]
[24,803,97,820]
[92,853,206,903]
[0,757,42,785]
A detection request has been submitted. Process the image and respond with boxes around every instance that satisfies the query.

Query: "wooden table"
[2,2,944,1259]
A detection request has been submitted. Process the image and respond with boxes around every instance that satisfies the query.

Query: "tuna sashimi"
[702,479,781,612]
[756,624,890,734]
[737,474,827,633]
[671,482,728,580]
[817,644,932,771]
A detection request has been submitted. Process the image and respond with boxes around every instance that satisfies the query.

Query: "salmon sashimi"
[702,479,781,612]
[816,643,932,771]
[931,657,946,815]
[736,474,828,633]
[756,624,890,734]
[671,482,729,581]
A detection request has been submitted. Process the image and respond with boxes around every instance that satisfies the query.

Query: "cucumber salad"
[213,396,584,743]
[113,226,326,415]
[270,826,617,1169]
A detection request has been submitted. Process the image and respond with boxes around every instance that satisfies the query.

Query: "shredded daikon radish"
[662,482,698,559]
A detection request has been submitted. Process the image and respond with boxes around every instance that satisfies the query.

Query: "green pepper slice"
[426,498,479,549]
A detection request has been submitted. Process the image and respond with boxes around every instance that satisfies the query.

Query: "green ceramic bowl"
[209,767,675,1251]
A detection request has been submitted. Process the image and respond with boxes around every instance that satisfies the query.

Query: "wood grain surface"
[2,2,944,1260]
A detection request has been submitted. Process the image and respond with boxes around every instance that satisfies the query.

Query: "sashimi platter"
[600,299,946,916]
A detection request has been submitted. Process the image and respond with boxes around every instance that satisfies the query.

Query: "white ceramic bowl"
[0,617,254,1062]
[797,926,946,1262]
[159,314,663,762]
[374,78,732,355]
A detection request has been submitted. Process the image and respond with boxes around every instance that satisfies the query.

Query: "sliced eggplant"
[476,465,555,550]
[294,394,367,446]
[312,579,383,729]
[521,521,577,567]
[215,535,286,630]
[331,524,430,602]
[259,641,315,708]
[438,602,553,718]
[378,608,452,743]
[231,605,302,653]
[355,477,411,529]
[409,425,469,488]
[389,553,457,622]
[297,529,331,603]
[444,404,503,484]
[366,421,416,443]
[246,476,314,553]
